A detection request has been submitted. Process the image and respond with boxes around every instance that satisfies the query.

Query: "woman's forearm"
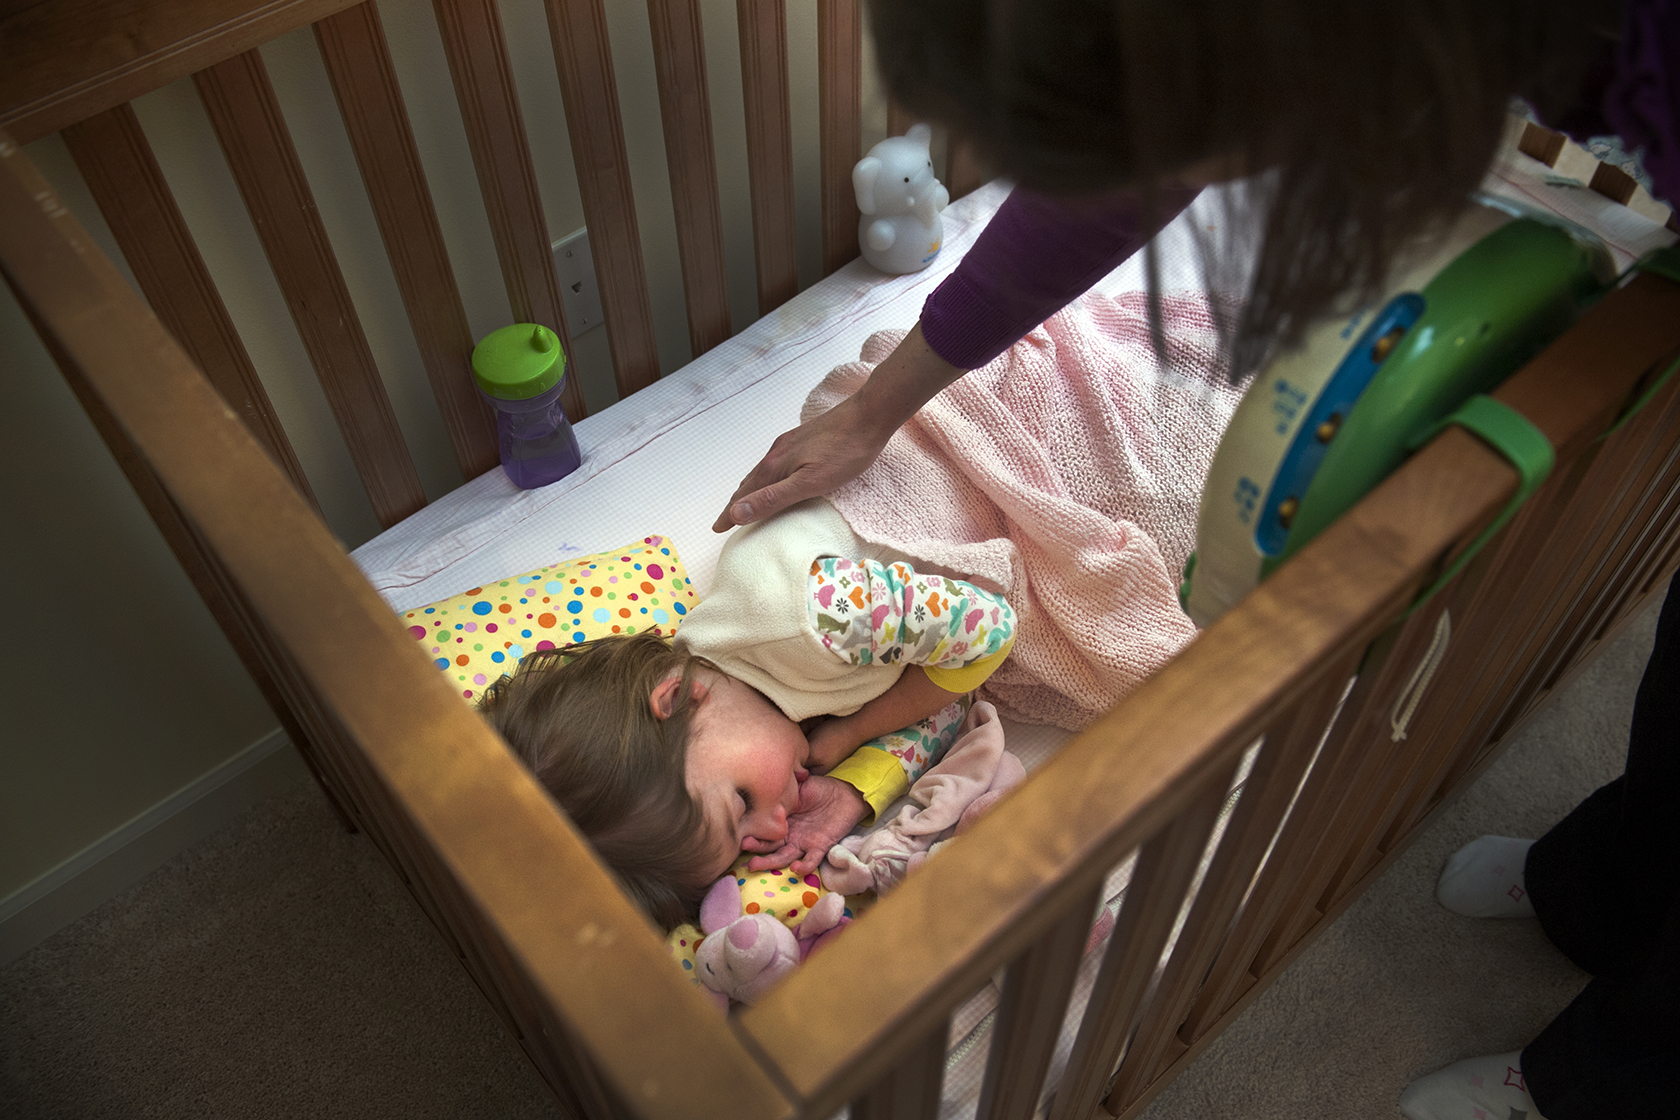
[851,323,967,433]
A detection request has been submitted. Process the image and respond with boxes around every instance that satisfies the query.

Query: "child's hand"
[743,774,867,875]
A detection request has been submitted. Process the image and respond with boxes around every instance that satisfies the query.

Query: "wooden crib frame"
[5,2,1679,1117]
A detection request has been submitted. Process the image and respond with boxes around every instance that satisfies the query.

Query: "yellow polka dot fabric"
[401,534,698,702]
[667,921,704,985]
[733,858,834,931]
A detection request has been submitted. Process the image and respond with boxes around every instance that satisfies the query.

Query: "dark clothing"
[918,0,1678,378]
[1551,0,1678,206]
[1522,579,1680,1119]
[917,184,1197,370]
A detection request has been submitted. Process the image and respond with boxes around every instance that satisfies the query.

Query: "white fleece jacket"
[674,499,917,721]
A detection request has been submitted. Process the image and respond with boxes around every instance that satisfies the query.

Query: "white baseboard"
[0,728,309,968]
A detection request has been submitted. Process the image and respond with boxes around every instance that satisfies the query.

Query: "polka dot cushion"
[402,534,698,702]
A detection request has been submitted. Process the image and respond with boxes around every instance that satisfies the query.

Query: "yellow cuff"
[923,638,1014,694]
[825,746,910,825]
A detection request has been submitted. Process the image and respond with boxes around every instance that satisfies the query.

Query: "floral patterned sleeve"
[806,557,1016,689]
[811,557,1017,822]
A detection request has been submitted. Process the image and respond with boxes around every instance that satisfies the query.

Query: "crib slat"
[1486,392,1680,737]
[975,884,1102,1120]
[1052,778,1229,1120]
[851,1020,947,1120]
[646,0,732,356]
[1339,418,1643,881]
[1377,378,1680,852]
[736,0,798,313]
[1312,507,1599,909]
[1176,650,1395,1043]
[541,0,662,397]
[947,139,985,202]
[313,1,498,483]
[1274,608,1482,959]
[431,0,585,421]
[1310,327,1680,912]
[193,49,427,529]
[1104,662,1357,1114]
[817,0,861,277]
[1554,469,1680,669]
[1243,635,1438,978]
[1257,475,1572,966]
[0,0,359,144]
[59,103,320,511]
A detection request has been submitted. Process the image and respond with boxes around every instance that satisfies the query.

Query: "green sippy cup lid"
[471,324,567,400]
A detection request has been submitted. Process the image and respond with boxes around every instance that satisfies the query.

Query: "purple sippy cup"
[471,324,582,489]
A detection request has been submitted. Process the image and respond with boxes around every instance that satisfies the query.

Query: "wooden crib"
[5,1,1679,1116]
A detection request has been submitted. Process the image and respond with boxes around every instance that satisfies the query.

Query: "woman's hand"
[712,322,966,532]
[743,774,868,875]
[710,393,890,532]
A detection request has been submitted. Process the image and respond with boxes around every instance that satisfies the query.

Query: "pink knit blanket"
[806,291,1246,731]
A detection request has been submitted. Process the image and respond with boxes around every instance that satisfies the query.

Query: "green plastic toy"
[1183,195,1614,626]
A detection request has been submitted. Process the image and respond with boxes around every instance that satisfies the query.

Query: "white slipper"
[1399,1051,1547,1120]
[1436,836,1537,918]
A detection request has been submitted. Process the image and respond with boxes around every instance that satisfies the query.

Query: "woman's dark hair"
[478,632,722,928]
[871,0,1618,373]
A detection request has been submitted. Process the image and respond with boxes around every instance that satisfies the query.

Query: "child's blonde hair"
[478,632,722,928]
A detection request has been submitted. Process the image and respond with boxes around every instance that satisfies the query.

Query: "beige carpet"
[1,598,1659,1120]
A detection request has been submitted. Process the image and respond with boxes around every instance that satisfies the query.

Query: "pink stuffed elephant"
[691,877,849,1008]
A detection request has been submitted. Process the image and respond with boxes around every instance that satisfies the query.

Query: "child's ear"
[650,672,709,719]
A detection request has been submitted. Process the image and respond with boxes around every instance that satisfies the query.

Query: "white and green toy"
[1183,195,1616,627]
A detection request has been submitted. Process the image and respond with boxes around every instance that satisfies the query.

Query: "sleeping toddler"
[479,499,1015,927]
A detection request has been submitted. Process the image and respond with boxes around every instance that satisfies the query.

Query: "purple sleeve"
[1603,0,1679,205]
[919,184,1197,370]
[1547,0,1678,206]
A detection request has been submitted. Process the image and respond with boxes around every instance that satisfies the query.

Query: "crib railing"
[9,0,1680,1115]
[11,115,1680,1118]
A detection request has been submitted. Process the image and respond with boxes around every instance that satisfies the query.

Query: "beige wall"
[1,0,898,933]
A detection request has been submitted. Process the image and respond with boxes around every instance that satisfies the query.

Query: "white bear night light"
[853,123,949,274]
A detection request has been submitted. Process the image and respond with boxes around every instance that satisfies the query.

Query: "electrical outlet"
[552,228,604,335]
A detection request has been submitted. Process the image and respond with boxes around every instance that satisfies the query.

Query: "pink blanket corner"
[808,290,1246,730]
